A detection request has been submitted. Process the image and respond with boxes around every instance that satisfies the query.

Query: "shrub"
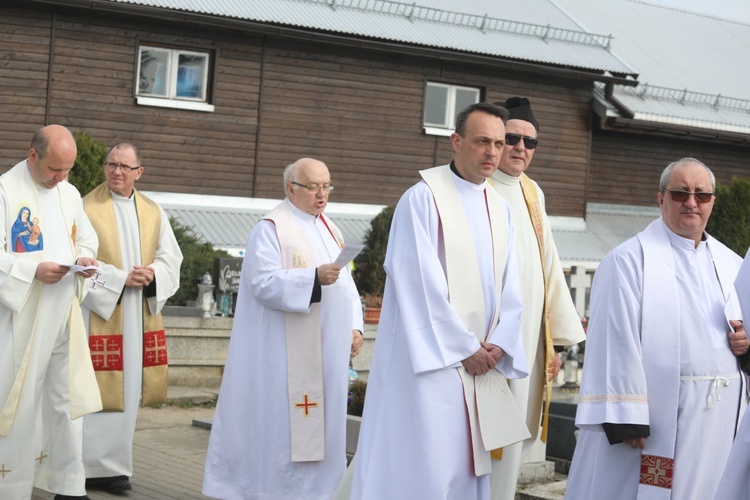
[347,379,367,417]
[169,218,230,306]
[353,206,394,303]
[706,177,750,256]
[68,130,107,196]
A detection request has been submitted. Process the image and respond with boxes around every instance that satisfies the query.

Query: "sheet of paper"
[61,264,99,274]
[334,244,365,267]
[734,247,750,322]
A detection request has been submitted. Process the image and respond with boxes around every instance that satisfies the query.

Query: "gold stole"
[262,201,345,462]
[518,173,554,443]
[84,183,165,411]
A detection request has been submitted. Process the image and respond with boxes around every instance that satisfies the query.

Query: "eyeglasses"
[104,161,141,172]
[505,133,539,150]
[291,181,334,193]
[663,190,714,203]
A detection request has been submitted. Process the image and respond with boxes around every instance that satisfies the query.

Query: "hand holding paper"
[334,244,365,267]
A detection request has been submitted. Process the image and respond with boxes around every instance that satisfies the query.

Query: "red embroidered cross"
[295,394,318,416]
[640,454,674,489]
[90,336,123,371]
[143,330,168,367]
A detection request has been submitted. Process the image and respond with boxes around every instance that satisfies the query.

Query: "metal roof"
[141,191,386,257]
[106,0,634,75]
[555,0,750,134]
[145,191,661,267]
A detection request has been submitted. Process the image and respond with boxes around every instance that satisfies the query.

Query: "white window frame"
[136,46,215,113]
[423,82,480,137]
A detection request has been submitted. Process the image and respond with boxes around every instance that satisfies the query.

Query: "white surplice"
[565,218,745,500]
[203,199,363,500]
[489,170,585,500]
[81,190,182,478]
[714,247,750,500]
[350,170,527,500]
[0,163,99,499]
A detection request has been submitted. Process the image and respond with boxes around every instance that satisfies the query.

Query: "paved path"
[32,388,217,500]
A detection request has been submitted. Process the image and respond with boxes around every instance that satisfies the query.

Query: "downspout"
[251,36,267,198]
[604,82,635,119]
[44,12,57,125]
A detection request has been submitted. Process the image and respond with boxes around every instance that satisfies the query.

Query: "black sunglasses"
[663,190,714,203]
[505,133,539,150]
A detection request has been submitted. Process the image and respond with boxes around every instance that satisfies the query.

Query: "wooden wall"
[587,129,750,208]
[0,3,594,217]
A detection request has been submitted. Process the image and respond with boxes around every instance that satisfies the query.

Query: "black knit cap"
[494,96,539,132]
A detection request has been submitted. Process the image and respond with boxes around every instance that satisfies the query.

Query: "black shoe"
[86,475,133,493]
[54,496,90,500]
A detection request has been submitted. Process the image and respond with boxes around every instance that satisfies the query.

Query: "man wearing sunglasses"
[488,97,585,500]
[565,158,749,500]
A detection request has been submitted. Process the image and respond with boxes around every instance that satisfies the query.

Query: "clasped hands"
[461,342,505,376]
[126,265,156,289]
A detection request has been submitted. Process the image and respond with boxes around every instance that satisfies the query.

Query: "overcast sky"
[646,0,750,23]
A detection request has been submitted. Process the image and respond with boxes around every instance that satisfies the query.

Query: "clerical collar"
[449,160,463,179]
[109,189,134,200]
[449,161,488,189]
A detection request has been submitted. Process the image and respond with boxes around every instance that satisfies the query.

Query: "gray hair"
[283,160,302,196]
[659,157,716,192]
[108,142,142,166]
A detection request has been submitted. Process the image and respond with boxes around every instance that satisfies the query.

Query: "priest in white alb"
[0,124,101,500]
[712,248,750,500]
[350,103,529,500]
[565,158,748,500]
[80,143,182,494]
[203,158,364,500]
[488,97,585,500]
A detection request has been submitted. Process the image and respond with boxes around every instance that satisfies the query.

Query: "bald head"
[284,158,333,216]
[27,125,77,189]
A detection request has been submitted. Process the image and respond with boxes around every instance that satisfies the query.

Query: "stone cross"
[569,265,592,318]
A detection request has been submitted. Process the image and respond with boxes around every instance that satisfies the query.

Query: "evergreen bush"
[347,379,367,417]
[353,205,395,305]
[168,218,230,306]
[68,130,107,196]
[706,177,750,256]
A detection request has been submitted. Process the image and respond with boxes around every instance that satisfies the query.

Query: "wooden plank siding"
[0,3,595,216]
[587,129,750,207]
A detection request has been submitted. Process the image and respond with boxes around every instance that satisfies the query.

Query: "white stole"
[419,165,529,476]
[262,201,344,462]
[637,219,741,499]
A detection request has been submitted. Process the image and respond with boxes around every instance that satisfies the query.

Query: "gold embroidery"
[579,394,649,403]
[292,249,306,268]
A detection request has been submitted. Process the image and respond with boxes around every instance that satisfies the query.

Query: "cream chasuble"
[0,161,99,498]
[0,162,100,435]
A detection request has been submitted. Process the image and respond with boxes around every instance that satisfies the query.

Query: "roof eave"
[24,0,639,86]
